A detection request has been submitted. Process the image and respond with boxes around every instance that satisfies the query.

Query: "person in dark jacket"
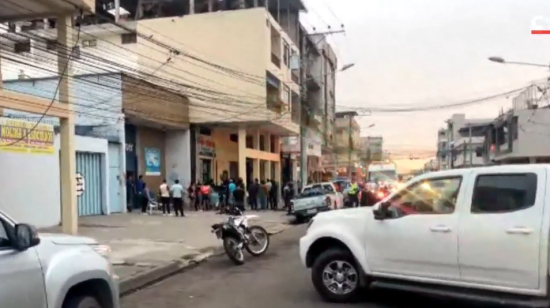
[269,179,278,210]
[283,182,295,215]
[233,183,246,211]
[248,178,259,210]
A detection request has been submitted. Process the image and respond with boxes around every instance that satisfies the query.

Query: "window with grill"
[121,33,137,44]
[14,42,31,54]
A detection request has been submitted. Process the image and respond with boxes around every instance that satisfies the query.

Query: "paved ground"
[39,210,291,282]
[121,225,489,308]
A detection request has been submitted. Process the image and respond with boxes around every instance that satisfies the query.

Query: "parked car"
[300,165,550,306]
[0,210,119,308]
[292,183,344,223]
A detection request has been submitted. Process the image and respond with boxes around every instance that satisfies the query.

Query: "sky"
[301,0,550,172]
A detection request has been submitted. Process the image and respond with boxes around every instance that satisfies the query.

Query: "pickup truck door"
[365,175,464,281]
[457,168,546,290]
[0,218,46,308]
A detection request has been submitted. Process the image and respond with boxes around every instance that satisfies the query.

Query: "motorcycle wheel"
[223,236,245,265]
[245,225,270,257]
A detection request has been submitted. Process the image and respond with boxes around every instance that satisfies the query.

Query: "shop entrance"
[246,158,253,185]
[201,158,212,183]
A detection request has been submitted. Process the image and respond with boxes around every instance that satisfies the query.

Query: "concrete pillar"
[189,0,195,14]
[58,15,78,235]
[253,130,260,150]
[266,133,272,152]
[238,0,245,9]
[253,0,258,7]
[252,158,260,181]
[207,0,213,12]
[238,128,247,184]
[274,161,281,202]
[266,161,272,180]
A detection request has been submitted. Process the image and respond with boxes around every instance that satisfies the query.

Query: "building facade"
[333,111,360,176]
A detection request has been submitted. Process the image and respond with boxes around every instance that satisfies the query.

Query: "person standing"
[270,179,278,210]
[141,182,151,214]
[135,175,148,214]
[348,178,359,208]
[265,180,272,208]
[284,182,295,215]
[126,174,135,212]
[233,183,246,212]
[159,179,171,216]
[248,178,259,210]
[258,180,268,210]
[187,182,196,210]
[171,180,185,217]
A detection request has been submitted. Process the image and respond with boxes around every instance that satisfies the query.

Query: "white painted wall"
[165,130,191,187]
[0,134,110,228]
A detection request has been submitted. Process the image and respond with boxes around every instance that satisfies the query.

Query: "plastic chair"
[147,191,159,215]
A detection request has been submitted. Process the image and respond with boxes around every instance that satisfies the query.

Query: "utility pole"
[299,26,309,186]
[347,115,353,178]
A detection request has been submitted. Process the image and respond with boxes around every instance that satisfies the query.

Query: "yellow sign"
[0,117,55,154]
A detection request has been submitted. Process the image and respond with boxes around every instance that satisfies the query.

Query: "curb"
[119,224,291,296]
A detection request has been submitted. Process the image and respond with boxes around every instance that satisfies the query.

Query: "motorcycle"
[211,208,270,265]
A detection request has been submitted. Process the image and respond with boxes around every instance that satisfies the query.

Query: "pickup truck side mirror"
[373,201,391,220]
[14,223,40,251]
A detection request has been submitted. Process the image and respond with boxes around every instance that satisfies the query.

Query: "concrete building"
[0,0,95,234]
[0,72,191,225]
[333,111,360,176]
[438,113,492,169]
[2,0,308,187]
[483,86,550,164]
[364,136,383,162]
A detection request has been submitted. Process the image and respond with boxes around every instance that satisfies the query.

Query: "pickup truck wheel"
[64,296,102,308]
[311,249,361,302]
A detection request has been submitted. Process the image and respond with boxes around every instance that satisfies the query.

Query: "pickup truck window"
[471,173,537,213]
[389,177,462,216]
[0,219,10,248]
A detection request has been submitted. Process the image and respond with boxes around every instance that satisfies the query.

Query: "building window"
[82,39,97,48]
[14,42,31,54]
[46,40,57,50]
[121,33,137,44]
[72,46,81,59]
[199,127,212,136]
[229,134,238,143]
[283,40,290,67]
[471,173,537,213]
[246,136,253,149]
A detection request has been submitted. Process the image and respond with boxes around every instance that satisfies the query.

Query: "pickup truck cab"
[0,210,119,308]
[300,165,550,306]
[292,183,344,223]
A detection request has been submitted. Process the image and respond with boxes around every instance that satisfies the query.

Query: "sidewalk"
[39,210,293,293]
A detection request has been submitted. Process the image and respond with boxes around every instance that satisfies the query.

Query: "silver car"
[0,210,119,308]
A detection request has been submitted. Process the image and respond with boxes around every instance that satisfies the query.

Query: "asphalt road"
[121,225,493,308]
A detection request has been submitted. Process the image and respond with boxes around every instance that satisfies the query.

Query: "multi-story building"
[333,111,360,175]
[483,85,550,164]
[3,0,308,187]
[438,113,492,169]
[364,136,383,162]
[0,0,95,233]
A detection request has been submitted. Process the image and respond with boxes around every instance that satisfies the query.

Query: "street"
[121,225,489,308]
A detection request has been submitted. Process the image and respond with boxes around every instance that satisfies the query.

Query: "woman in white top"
[159,179,172,216]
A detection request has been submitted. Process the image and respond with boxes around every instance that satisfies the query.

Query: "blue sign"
[144,148,161,176]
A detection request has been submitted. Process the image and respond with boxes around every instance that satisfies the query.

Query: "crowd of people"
[126,174,298,216]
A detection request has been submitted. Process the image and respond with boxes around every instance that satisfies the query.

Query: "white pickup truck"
[300,165,550,306]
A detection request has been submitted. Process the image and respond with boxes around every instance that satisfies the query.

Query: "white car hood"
[39,233,97,245]
[315,207,372,222]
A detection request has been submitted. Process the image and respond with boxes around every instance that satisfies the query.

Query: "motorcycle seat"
[211,223,223,229]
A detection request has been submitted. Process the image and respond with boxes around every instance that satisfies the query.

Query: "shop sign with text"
[0,117,54,154]
[198,136,216,158]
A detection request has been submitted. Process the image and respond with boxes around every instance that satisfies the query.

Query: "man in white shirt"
[160,179,171,216]
[171,179,185,217]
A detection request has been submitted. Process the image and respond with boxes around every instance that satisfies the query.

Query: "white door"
[365,176,464,281]
[0,218,46,308]
[457,168,546,290]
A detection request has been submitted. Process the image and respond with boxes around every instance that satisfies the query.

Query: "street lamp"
[339,63,355,72]
[488,56,550,68]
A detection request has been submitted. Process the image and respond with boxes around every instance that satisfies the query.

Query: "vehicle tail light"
[376,191,385,199]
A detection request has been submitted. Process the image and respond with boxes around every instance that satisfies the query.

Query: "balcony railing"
[271,54,281,68]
